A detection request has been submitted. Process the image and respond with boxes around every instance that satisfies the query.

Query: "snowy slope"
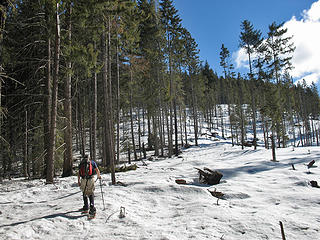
[1,137,320,240]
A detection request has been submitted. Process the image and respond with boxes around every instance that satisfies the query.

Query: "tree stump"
[307,160,315,169]
[195,167,223,185]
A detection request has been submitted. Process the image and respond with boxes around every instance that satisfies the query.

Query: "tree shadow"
[45,190,80,202]
[0,210,85,228]
[217,157,311,180]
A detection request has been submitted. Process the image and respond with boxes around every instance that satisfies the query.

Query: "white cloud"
[233,48,248,70]
[234,0,320,85]
[286,1,320,85]
[295,72,320,86]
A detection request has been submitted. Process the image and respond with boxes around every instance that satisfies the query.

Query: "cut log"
[195,167,223,185]
[175,179,187,185]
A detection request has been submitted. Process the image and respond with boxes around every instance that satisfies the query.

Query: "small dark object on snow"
[279,221,286,240]
[291,164,296,170]
[307,160,315,169]
[195,167,223,185]
[207,188,224,198]
[207,188,224,205]
[119,206,126,218]
[175,179,187,185]
[310,180,320,188]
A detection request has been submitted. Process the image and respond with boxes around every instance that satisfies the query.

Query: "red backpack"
[79,160,93,177]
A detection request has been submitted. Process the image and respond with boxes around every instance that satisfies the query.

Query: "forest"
[0,0,319,184]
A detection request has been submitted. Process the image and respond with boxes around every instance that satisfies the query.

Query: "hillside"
[1,136,320,240]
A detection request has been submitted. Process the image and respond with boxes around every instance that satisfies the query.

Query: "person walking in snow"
[78,155,101,217]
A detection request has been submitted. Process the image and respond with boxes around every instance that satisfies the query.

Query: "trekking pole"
[99,178,106,210]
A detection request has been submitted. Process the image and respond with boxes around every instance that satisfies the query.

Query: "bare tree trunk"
[102,20,115,183]
[43,42,51,177]
[184,108,188,147]
[190,74,198,146]
[46,2,60,184]
[266,120,270,149]
[129,64,137,161]
[0,2,9,152]
[168,41,173,158]
[173,99,178,156]
[179,106,184,147]
[153,115,159,156]
[252,94,257,150]
[147,112,152,149]
[92,41,98,162]
[298,115,303,147]
[316,124,319,146]
[116,33,120,164]
[168,104,173,157]
[78,93,85,157]
[142,108,145,136]
[108,17,116,184]
[43,3,52,178]
[282,116,287,148]
[159,109,164,156]
[291,115,296,147]
[228,104,234,146]
[165,106,171,156]
[262,115,267,149]
[220,107,224,140]
[74,98,79,152]
[311,119,315,144]
[24,110,29,179]
[271,133,276,162]
[62,3,73,177]
[137,108,142,158]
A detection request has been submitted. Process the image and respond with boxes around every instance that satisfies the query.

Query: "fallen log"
[195,167,223,185]
[310,180,320,188]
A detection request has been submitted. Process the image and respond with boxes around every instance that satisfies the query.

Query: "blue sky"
[173,0,320,85]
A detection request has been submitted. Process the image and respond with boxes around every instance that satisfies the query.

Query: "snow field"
[1,137,320,239]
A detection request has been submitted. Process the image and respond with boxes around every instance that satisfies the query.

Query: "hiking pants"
[80,177,95,196]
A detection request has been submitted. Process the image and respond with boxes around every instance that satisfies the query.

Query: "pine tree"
[160,0,182,156]
[182,28,201,146]
[138,0,163,156]
[266,21,295,148]
[61,0,73,177]
[239,20,263,149]
[46,2,61,184]
[219,44,234,140]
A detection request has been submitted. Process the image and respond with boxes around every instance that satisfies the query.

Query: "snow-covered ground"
[1,137,320,240]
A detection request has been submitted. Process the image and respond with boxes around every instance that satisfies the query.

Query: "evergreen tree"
[266,22,295,84]
[160,0,182,156]
[266,21,295,148]
[239,20,263,149]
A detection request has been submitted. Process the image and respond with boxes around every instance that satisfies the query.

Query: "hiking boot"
[81,205,89,213]
[89,206,96,215]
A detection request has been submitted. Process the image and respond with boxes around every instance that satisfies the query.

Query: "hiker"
[78,155,101,216]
